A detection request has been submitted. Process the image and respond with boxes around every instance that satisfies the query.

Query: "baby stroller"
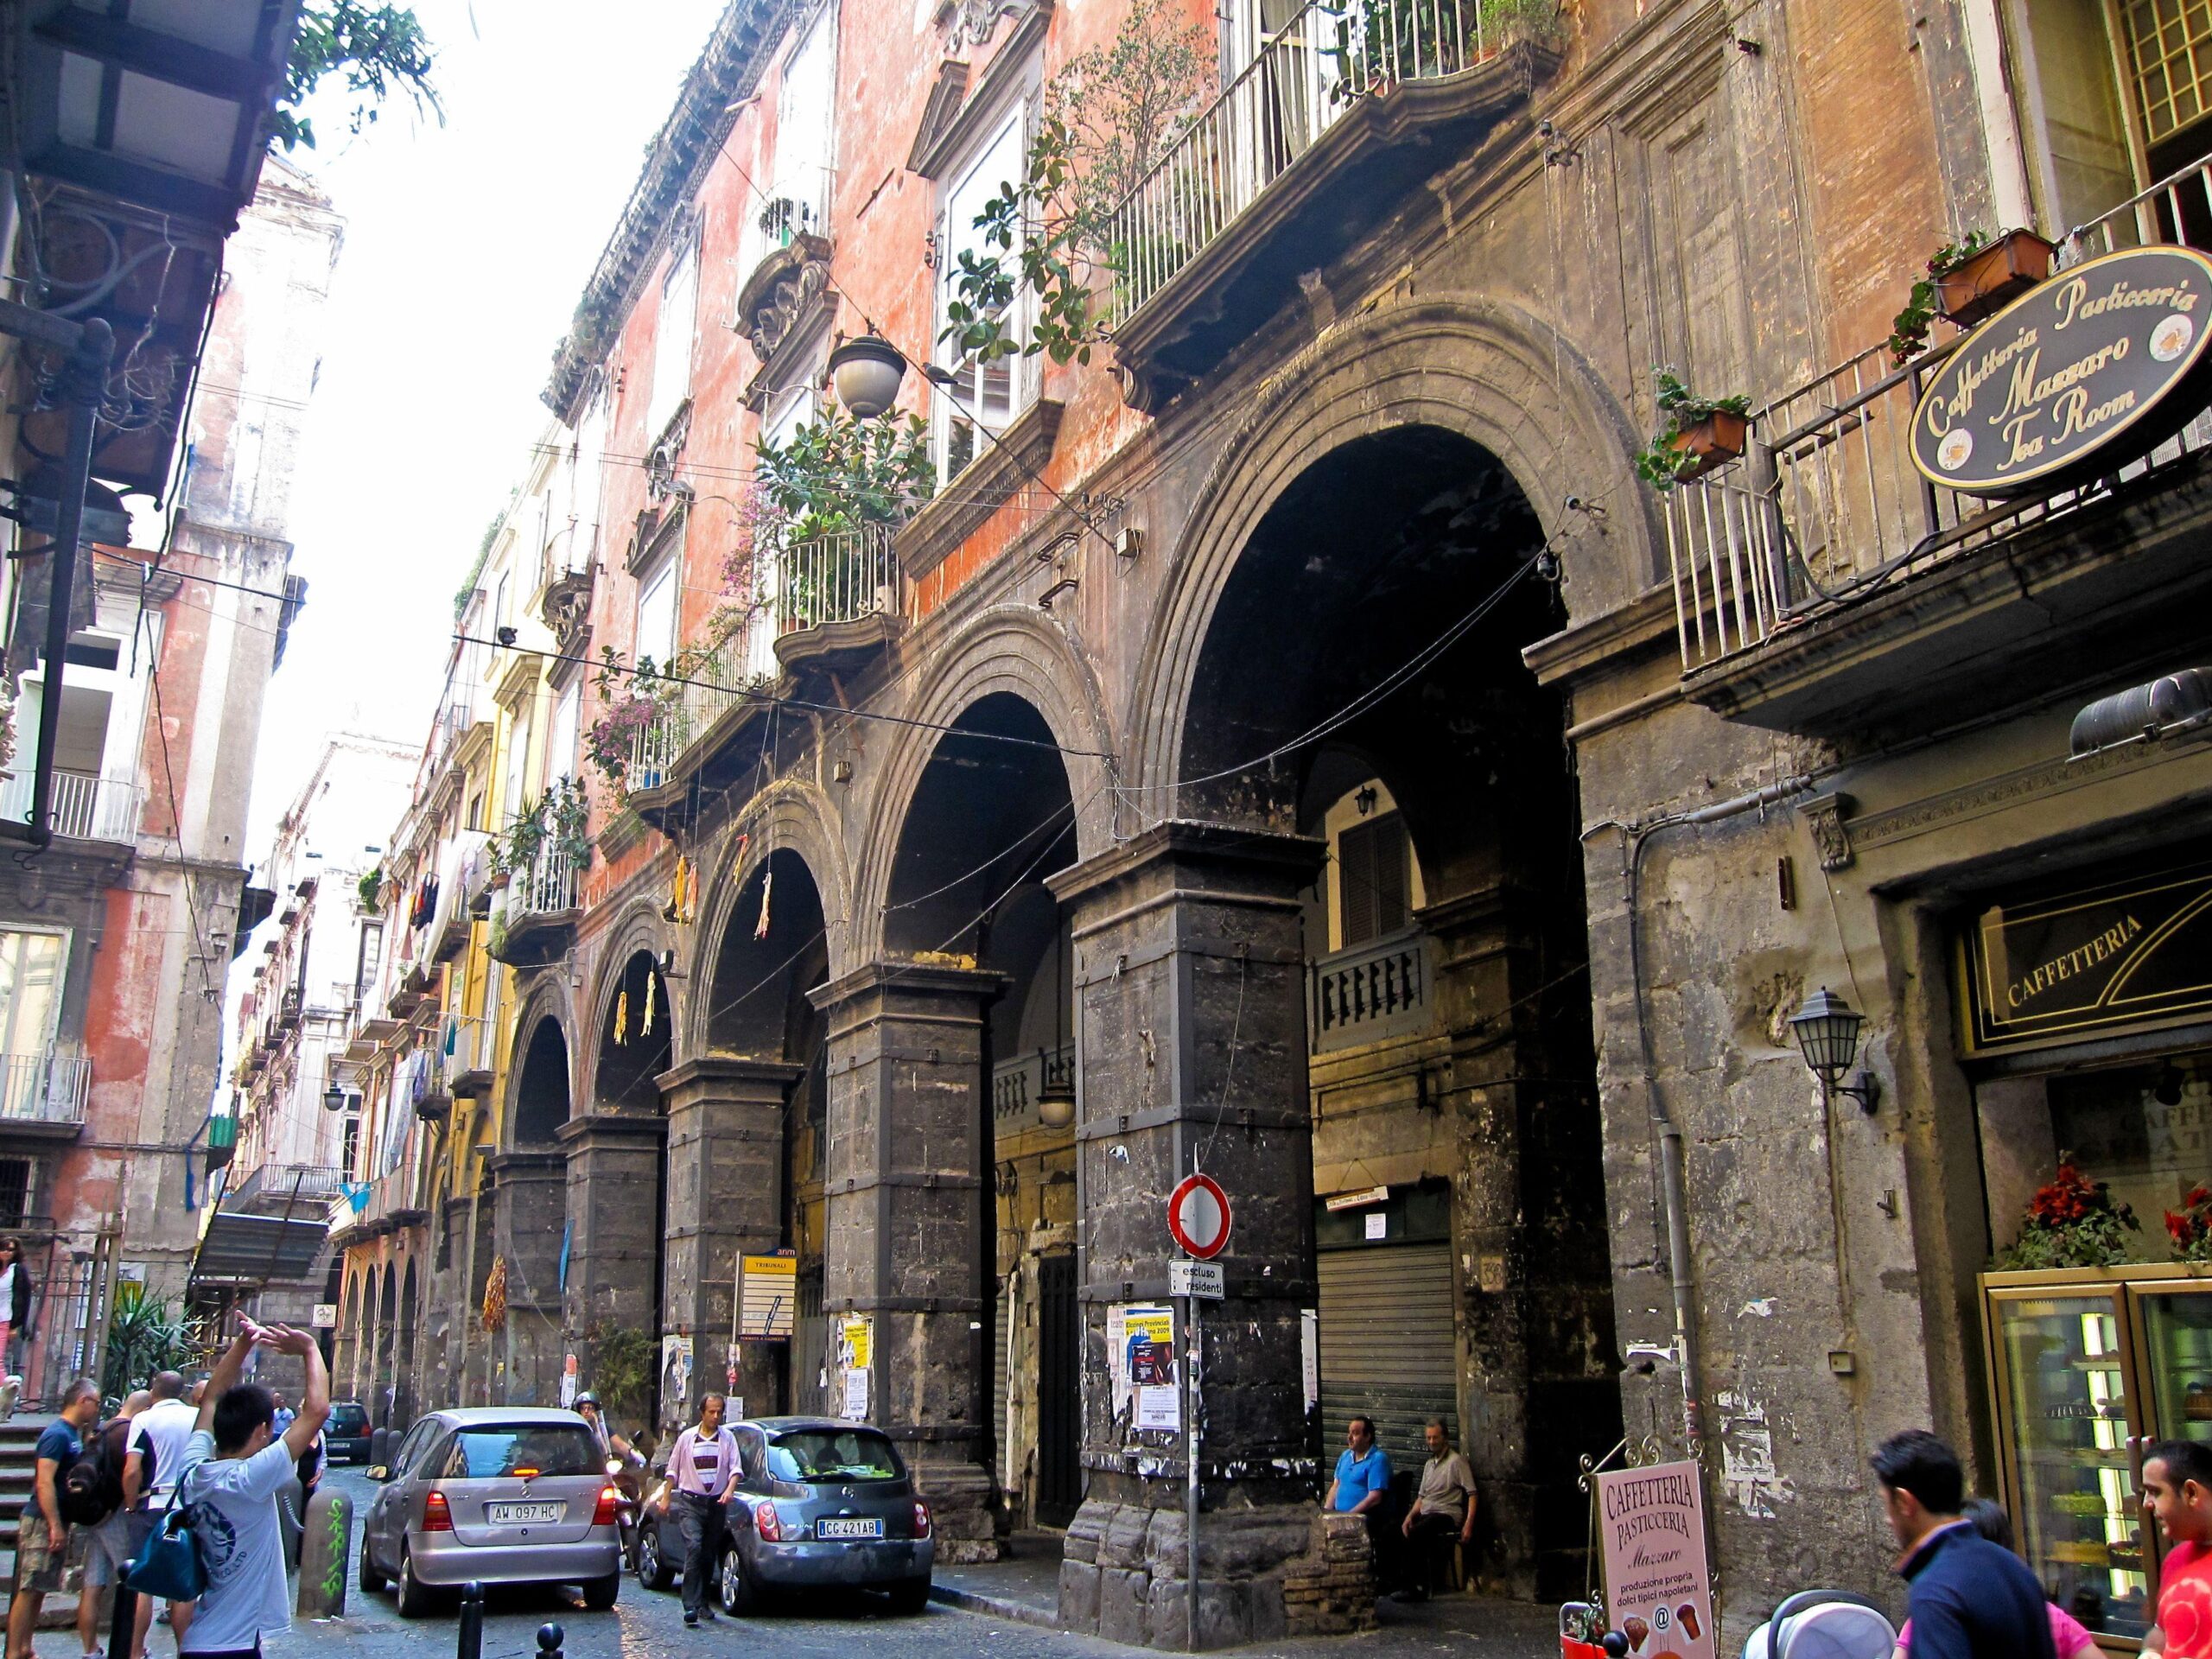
[1742,1591,1897,1659]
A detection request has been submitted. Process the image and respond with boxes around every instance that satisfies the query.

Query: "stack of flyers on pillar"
[1108,1304,1179,1432]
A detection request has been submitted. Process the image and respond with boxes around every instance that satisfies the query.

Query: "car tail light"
[753,1499,783,1542]
[913,1500,932,1538]
[423,1490,453,1532]
[592,1485,619,1527]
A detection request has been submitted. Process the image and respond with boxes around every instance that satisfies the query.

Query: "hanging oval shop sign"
[1910,243,2212,495]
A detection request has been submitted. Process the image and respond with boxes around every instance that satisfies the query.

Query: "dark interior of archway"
[706,848,828,1058]
[1184,424,1618,1599]
[512,1016,570,1147]
[883,693,1077,960]
[597,952,674,1110]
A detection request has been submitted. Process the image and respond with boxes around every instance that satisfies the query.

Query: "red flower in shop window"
[2166,1185,2212,1265]
[1995,1156,2141,1270]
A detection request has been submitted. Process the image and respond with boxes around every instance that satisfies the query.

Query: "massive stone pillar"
[1049,823,1343,1649]
[810,963,1002,1561]
[560,1112,667,1346]
[487,1150,566,1403]
[658,1058,798,1425]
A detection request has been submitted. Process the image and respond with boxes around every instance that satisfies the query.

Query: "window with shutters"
[0,1158,32,1227]
[1337,814,1410,946]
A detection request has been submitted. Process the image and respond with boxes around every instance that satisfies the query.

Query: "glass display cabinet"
[1983,1266,2212,1651]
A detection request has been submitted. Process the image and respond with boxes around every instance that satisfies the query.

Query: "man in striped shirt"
[667,1394,739,1625]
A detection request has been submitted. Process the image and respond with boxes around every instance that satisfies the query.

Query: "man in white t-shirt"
[171,1318,330,1659]
[125,1370,200,1659]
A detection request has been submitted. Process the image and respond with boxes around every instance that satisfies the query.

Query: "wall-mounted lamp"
[1788,986,1881,1113]
[1355,785,1378,817]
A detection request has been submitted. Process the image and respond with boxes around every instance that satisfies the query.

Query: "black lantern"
[828,334,907,419]
[322,1082,346,1114]
[1788,987,1881,1112]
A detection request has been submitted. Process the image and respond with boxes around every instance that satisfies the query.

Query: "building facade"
[0,155,337,1397]
[348,0,2212,1645]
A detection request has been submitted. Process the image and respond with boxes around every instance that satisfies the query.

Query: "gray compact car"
[359,1407,622,1616]
[637,1415,932,1613]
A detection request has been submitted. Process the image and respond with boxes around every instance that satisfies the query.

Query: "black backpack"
[59,1418,128,1526]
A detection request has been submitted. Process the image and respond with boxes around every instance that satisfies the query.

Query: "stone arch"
[397,1258,419,1420]
[686,780,849,1058]
[580,898,680,1103]
[1127,296,1649,809]
[849,606,1116,961]
[505,1004,574,1152]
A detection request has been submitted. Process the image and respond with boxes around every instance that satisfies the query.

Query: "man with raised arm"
[171,1319,330,1659]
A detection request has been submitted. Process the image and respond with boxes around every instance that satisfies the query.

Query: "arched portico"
[489,1006,574,1404]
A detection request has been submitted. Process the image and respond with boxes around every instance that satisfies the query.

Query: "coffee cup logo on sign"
[1910,245,2212,495]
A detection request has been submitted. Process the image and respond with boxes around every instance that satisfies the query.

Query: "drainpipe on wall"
[1600,773,1813,1452]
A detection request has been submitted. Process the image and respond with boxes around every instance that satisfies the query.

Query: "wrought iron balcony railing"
[775,524,900,639]
[0,1052,90,1125]
[1110,0,1503,320]
[511,842,578,918]
[1667,156,2212,674]
[0,769,142,843]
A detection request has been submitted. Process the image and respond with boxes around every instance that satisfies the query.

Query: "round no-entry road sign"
[1167,1173,1232,1260]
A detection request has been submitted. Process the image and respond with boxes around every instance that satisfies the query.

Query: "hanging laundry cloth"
[614,988,628,1046]
[754,862,773,940]
[641,975,656,1038]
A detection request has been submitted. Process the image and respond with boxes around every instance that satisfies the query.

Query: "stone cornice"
[542,0,798,423]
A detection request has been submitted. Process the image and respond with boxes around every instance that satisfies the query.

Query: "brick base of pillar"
[1057,1499,1374,1649]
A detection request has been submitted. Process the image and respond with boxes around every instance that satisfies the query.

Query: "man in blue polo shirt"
[1326,1415,1392,1515]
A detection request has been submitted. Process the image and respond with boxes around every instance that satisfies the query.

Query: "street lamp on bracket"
[1788,986,1882,1113]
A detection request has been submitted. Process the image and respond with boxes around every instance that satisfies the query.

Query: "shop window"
[1338,814,1410,947]
[933,105,1031,484]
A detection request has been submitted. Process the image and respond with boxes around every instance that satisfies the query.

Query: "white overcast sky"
[236,0,728,865]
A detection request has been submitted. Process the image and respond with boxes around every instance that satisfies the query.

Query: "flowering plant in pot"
[2168,1185,2212,1263]
[1994,1159,2140,1268]
[1887,228,2057,362]
[1634,368,1751,491]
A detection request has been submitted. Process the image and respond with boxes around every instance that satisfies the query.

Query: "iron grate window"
[0,1158,29,1226]
[2125,0,2212,143]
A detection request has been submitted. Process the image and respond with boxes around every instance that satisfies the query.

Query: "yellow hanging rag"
[614,988,629,1045]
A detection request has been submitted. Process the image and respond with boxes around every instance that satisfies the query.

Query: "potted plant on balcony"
[1887,228,2057,362]
[1993,1158,2139,1268]
[1634,368,1751,491]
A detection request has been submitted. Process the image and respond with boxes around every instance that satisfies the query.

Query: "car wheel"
[582,1570,620,1611]
[637,1523,673,1591]
[716,1546,756,1616]
[887,1578,931,1616]
[394,1548,438,1619]
[358,1534,386,1594]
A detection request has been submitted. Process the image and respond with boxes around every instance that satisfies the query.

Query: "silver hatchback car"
[359,1408,622,1617]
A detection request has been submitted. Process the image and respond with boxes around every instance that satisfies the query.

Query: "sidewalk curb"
[927,1580,1062,1631]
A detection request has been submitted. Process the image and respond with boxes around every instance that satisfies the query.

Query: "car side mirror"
[366,1465,391,1482]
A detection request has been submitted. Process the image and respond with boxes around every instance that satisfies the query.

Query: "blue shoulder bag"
[124,1469,207,1602]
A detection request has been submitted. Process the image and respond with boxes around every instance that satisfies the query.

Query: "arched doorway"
[397,1261,419,1426]
[817,692,1077,1555]
[1173,425,1618,1598]
[373,1265,397,1427]
[663,848,830,1433]
[494,1013,573,1403]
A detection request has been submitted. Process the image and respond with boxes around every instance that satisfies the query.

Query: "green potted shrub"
[1634,368,1751,491]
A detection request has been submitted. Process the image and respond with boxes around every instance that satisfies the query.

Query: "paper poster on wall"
[1109,1304,1177,1427]
[560,1352,578,1408]
[842,1367,870,1420]
[1592,1461,1716,1659]
[1300,1308,1319,1412]
[660,1335,693,1414]
[836,1315,873,1372]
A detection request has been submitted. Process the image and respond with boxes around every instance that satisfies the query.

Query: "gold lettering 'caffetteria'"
[1911,245,2212,495]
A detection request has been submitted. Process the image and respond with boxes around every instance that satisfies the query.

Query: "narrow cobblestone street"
[16,1471,1562,1659]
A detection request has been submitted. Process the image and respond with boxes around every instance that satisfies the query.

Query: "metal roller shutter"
[1317,1242,1458,1476]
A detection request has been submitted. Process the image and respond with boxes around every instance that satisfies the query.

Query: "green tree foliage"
[270,3,440,153]
[103,1294,206,1402]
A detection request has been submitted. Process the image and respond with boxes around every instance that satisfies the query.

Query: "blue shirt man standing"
[1326,1416,1392,1515]
[1873,1430,2056,1659]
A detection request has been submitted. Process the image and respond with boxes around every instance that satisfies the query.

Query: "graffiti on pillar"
[321,1497,346,1608]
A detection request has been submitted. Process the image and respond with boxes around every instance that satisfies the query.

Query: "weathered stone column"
[559,1112,667,1346]
[487,1149,566,1404]
[1047,823,1332,1649]
[810,963,1002,1561]
[658,1057,799,1425]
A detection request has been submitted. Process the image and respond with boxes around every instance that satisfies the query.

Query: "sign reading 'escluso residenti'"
[1911,245,2212,494]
